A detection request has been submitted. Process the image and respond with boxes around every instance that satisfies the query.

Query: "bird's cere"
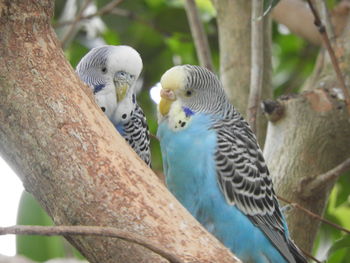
[160,88,176,100]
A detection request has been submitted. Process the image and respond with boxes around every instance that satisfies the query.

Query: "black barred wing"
[213,116,301,263]
[123,104,151,166]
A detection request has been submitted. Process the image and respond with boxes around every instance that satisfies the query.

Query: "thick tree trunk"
[0,1,239,263]
[211,0,272,146]
[264,21,350,253]
[264,89,350,252]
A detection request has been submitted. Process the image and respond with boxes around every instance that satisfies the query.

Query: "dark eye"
[185,90,193,97]
[101,67,107,74]
[101,107,106,112]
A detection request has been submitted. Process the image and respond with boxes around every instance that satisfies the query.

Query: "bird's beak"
[116,83,129,103]
[159,89,176,116]
[114,71,133,103]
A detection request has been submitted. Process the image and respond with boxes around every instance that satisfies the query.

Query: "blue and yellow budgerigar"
[76,45,151,166]
[157,65,307,263]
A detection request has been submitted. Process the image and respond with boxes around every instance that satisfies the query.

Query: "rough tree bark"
[211,0,272,146]
[263,15,350,253]
[0,1,239,263]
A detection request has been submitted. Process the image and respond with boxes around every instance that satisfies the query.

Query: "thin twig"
[299,247,322,263]
[55,3,168,46]
[92,0,124,17]
[316,0,335,40]
[247,0,264,135]
[184,0,213,71]
[0,225,184,263]
[278,195,350,235]
[149,133,159,141]
[303,158,350,197]
[55,0,124,28]
[306,0,350,113]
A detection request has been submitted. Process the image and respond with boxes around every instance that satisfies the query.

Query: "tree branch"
[316,0,335,40]
[55,0,124,28]
[278,195,350,235]
[272,0,350,45]
[302,158,350,197]
[272,0,320,45]
[0,225,183,263]
[184,0,214,71]
[306,0,350,113]
[299,248,321,263]
[247,0,264,135]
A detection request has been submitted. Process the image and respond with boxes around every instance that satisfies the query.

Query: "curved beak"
[116,83,129,103]
[114,71,134,103]
[159,89,176,116]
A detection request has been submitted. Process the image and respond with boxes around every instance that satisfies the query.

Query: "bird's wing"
[122,103,151,166]
[213,116,300,263]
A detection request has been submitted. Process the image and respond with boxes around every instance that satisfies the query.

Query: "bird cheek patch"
[93,84,105,94]
[168,102,193,132]
[171,116,191,132]
[183,107,194,117]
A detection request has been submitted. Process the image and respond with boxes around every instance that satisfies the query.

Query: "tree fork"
[0,1,239,262]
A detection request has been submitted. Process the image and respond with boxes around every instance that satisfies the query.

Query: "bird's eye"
[101,67,107,74]
[185,90,193,97]
[101,107,106,112]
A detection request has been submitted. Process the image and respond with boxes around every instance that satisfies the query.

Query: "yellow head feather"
[160,65,186,91]
[159,66,186,116]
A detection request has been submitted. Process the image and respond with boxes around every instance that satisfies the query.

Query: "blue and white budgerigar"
[157,65,307,263]
[76,45,151,166]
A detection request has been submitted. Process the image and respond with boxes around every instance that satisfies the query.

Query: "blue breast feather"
[157,113,287,263]
[114,123,125,136]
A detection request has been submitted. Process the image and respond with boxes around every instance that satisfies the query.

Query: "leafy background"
[15,0,350,262]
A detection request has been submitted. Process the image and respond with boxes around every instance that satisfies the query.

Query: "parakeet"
[76,45,151,166]
[157,65,307,263]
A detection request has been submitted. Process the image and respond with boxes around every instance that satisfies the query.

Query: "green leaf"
[65,41,89,68]
[102,29,120,45]
[16,191,85,261]
[263,0,280,16]
[335,171,350,207]
[16,191,65,261]
[327,236,350,263]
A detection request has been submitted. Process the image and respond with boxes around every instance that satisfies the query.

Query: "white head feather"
[76,45,143,124]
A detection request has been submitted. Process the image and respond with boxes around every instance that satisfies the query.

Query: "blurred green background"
[15,0,350,262]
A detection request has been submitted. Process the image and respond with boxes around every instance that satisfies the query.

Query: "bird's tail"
[288,239,308,263]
